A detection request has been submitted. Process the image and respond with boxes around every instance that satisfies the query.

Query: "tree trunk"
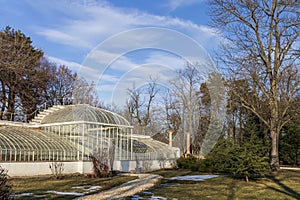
[187,110,193,156]
[270,129,280,170]
[270,76,280,170]
[6,86,15,121]
[186,132,191,155]
[0,83,6,120]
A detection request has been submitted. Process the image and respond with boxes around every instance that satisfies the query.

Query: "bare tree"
[49,162,64,179]
[126,78,159,135]
[46,64,77,105]
[210,0,300,169]
[72,77,101,106]
[170,64,202,156]
[164,89,182,136]
[90,148,109,178]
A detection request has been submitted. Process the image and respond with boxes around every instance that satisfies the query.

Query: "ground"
[9,169,300,200]
[9,173,136,200]
[149,169,300,200]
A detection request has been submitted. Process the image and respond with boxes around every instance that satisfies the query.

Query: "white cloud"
[38,29,91,48]
[46,56,83,71]
[88,50,136,71]
[46,55,101,81]
[144,52,185,70]
[166,0,205,11]
[36,0,220,107]
[35,0,219,50]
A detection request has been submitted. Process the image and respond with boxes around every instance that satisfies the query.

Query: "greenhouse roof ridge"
[40,104,131,127]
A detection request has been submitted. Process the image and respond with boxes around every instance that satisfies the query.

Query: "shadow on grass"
[266,176,300,199]
[227,179,237,200]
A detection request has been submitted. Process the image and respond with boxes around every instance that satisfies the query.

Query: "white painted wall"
[0,161,93,177]
[1,158,176,177]
[114,159,176,172]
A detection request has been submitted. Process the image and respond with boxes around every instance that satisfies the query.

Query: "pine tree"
[228,141,270,182]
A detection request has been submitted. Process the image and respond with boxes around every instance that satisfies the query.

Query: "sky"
[0,0,222,107]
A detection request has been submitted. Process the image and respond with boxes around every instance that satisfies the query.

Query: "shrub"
[228,142,270,182]
[177,155,198,171]
[177,136,271,182]
[0,166,11,200]
[279,125,300,166]
[204,138,234,173]
[90,148,110,178]
[49,162,64,179]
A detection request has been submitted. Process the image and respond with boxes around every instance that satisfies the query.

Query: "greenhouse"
[0,104,179,176]
[0,126,78,162]
[37,104,134,161]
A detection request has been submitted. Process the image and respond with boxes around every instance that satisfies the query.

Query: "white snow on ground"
[11,185,102,198]
[149,196,168,200]
[46,190,84,196]
[72,185,102,191]
[131,195,168,200]
[12,193,34,197]
[169,175,219,181]
[11,193,46,198]
[88,186,102,190]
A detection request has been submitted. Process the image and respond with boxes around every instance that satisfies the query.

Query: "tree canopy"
[0,26,99,121]
[210,0,300,169]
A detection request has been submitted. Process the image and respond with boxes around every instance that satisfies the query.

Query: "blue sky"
[0,0,221,107]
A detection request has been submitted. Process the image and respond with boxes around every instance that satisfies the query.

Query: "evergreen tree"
[0,26,45,121]
[279,123,300,166]
[228,139,270,182]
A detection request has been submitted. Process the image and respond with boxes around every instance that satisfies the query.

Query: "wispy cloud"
[34,0,218,49]
[38,29,91,48]
[46,55,100,80]
[34,0,218,107]
[166,0,205,12]
[46,56,83,71]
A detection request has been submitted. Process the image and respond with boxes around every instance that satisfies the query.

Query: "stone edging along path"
[78,174,162,200]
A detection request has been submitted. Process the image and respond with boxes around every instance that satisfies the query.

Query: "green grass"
[9,174,137,200]
[149,169,300,200]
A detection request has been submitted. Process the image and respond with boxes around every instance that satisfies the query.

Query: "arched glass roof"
[0,126,78,158]
[41,104,130,126]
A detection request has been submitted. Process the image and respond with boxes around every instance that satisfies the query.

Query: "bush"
[49,162,64,179]
[90,148,110,177]
[204,138,234,173]
[279,125,300,166]
[176,137,271,182]
[177,156,198,171]
[0,166,11,200]
[228,143,270,182]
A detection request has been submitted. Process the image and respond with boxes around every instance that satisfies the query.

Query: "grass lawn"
[149,169,300,200]
[7,169,300,200]
[8,173,137,200]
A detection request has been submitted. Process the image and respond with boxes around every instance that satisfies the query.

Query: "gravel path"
[78,174,162,200]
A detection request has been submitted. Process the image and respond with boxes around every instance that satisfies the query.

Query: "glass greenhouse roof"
[0,126,78,156]
[41,104,130,126]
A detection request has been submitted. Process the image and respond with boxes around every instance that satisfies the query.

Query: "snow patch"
[72,185,101,191]
[46,190,84,196]
[169,175,219,181]
[149,196,167,200]
[11,193,46,198]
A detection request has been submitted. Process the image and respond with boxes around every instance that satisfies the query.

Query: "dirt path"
[78,174,162,200]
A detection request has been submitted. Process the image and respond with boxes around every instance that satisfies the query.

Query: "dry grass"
[8,169,300,199]
[9,174,137,200]
[150,169,300,200]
